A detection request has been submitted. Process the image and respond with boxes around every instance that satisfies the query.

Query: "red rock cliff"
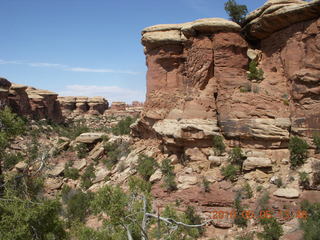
[133,0,320,155]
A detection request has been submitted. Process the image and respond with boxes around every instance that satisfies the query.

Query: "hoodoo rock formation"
[58,96,109,117]
[133,0,320,158]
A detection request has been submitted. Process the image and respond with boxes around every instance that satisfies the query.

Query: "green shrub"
[256,185,263,192]
[0,106,26,138]
[221,164,239,182]
[0,105,25,183]
[212,135,226,156]
[64,166,80,180]
[136,154,158,181]
[63,188,94,222]
[240,83,252,93]
[258,192,270,211]
[5,173,44,200]
[53,119,90,140]
[61,185,72,202]
[258,218,283,240]
[0,198,66,239]
[70,224,112,240]
[75,143,89,159]
[252,85,259,94]
[161,159,177,192]
[183,206,204,237]
[224,0,248,25]
[313,133,320,153]
[289,136,309,168]
[312,161,320,186]
[248,60,264,81]
[112,116,136,135]
[128,176,151,194]
[234,193,247,227]
[26,135,39,163]
[236,233,254,240]
[274,177,283,188]
[228,147,246,170]
[103,142,119,168]
[243,183,253,199]
[103,141,130,169]
[283,98,289,106]
[3,152,24,170]
[300,200,320,240]
[80,164,96,190]
[299,172,310,189]
[202,177,211,193]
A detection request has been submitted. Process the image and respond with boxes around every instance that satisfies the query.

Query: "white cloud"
[59,84,145,103]
[28,62,67,68]
[0,58,139,75]
[68,67,115,73]
[0,59,22,65]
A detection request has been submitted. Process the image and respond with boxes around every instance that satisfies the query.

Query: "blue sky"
[0,0,266,103]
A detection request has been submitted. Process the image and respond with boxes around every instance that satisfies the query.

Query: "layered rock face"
[0,79,110,122]
[26,87,63,123]
[134,0,320,154]
[245,0,320,140]
[1,80,64,123]
[57,96,109,117]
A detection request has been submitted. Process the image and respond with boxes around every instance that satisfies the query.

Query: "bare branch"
[145,213,214,228]
[141,194,147,240]
[124,224,133,240]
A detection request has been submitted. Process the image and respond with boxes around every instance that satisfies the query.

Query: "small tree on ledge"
[224,0,248,25]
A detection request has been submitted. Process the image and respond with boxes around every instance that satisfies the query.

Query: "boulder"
[88,142,105,160]
[93,167,111,184]
[203,169,224,183]
[45,178,63,190]
[149,169,163,183]
[208,155,226,167]
[273,188,300,198]
[51,141,69,156]
[185,148,207,161]
[75,132,106,144]
[73,159,87,170]
[177,175,198,190]
[247,48,262,61]
[243,0,320,39]
[243,157,273,171]
[15,161,28,171]
[244,169,270,183]
[152,119,220,148]
[46,163,65,177]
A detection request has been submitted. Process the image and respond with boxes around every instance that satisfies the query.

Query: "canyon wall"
[0,79,144,122]
[0,80,109,122]
[133,0,320,157]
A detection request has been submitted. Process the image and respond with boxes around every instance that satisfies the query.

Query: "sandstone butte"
[132,0,320,159]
